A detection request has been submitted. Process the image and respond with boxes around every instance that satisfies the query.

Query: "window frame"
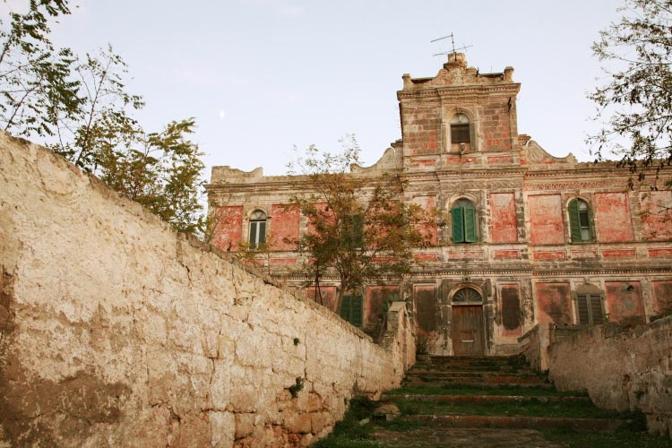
[575,293,606,326]
[568,198,595,243]
[450,113,471,145]
[451,199,478,244]
[248,210,267,249]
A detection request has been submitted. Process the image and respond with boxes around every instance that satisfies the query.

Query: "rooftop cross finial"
[430,33,473,58]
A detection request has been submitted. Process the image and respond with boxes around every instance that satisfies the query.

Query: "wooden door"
[451,305,485,356]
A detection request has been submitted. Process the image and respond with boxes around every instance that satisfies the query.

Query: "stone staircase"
[315,355,664,448]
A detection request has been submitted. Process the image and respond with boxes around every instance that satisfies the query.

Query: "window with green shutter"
[568,199,594,243]
[340,295,363,327]
[452,199,478,243]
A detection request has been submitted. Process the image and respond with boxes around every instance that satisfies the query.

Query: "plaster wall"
[548,318,672,438]
[0,135,415,448]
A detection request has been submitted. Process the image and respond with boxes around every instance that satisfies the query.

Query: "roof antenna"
[430,33,473,57]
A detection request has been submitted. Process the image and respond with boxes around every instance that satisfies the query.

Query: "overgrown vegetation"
[0,1,205,234]
[589,0,672,188]
[287,137,430,310]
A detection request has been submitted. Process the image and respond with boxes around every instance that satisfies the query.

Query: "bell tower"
[397,53,521,170]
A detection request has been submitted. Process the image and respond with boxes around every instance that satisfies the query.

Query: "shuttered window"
[452,200,477,243]
[568,199,594,242]
[577,294,604,325]
[344,214,364,248]
[340,295,363,327]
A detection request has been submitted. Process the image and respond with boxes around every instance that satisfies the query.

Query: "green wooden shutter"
[249,222,257,247]
[589,295,604,324]
[587,206,595,242]
[452,207,464,243]
[577,295,590,325]
[339,296,351,321]
[340,295,363,327]
[258,221,266,245]
[568,199,581,242]
[351,295,363,327]
[464,207,477,242]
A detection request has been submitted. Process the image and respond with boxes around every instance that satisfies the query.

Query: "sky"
[9,0,624,176]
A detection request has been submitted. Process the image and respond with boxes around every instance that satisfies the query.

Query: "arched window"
[450,113,471,144]
[451,199,478,243]
[452,287,482,303]
[568,199,594,242]
[248,210,267,248]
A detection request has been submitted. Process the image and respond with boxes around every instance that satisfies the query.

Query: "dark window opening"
[577,294,604,325]
[450,113,471,144]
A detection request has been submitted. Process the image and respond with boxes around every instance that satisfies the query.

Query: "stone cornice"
[397,83,521,101]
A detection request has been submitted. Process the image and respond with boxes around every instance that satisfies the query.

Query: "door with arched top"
[451,288,485,356]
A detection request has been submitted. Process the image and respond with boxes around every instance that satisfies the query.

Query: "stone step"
[404,373,550,386]
[402,379,556,389]
[383,393,592,404]
[412,363,533,373]
[371,428,567,448]
[402,414,629,431]
[407,369,543,378]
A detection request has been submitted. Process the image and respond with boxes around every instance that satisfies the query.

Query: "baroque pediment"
[523,139,577,166]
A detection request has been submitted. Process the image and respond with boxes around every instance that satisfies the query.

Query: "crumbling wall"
[548,318,672,438]
[0,135,414,448]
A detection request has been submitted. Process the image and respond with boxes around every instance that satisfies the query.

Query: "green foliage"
[589,0,672,187]
[287,136,429,303]
[0,0,80,137]
[0,4,206,235]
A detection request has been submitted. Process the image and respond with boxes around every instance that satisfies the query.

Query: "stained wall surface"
[548,318,672,438]
[0,135,415,448]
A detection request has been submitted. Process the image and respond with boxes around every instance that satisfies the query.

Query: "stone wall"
[0,134,415,448]
[548,318,672,438]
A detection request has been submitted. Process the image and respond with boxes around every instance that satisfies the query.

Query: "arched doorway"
[451,287,485,356]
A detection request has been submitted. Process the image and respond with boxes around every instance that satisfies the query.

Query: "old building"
[206,53,672,356]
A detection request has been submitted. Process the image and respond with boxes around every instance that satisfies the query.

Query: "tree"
[0,0,80,137]
[589,0,672,186]
[287,138,428,314]
[47,45,206,234]
[0,2,207,235]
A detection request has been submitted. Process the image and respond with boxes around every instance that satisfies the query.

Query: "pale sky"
[34,1,623,175]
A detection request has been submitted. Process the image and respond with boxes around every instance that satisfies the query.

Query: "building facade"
[206,53,672,356]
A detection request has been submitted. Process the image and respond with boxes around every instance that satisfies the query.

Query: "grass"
[313,397,379,448]
[390,398,623,418]
[541,428,672,448]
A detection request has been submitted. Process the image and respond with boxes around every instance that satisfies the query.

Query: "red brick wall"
[364,286,399,332]
[605,281,645,324]
[412,196,438,246]
[401,103,441,156]
[489,193,517,243]
[212,205,243,252]
[534,282,572,325]
[305,286,338,312]
[270,204,300,251]
[594,193,633,243]
[480,100,512,152]
[528,194,564,245]
[652,280,672,316]
[640,191,672,241]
